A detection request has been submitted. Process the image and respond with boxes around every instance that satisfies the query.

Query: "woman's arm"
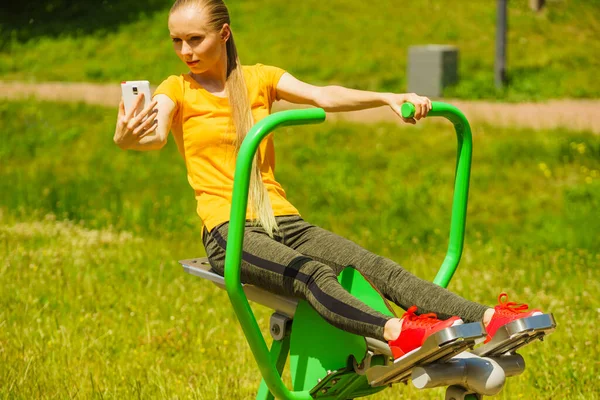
[113,94,176,151]
[276,72,431,124]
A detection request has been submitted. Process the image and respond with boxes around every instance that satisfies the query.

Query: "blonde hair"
[170,0,279,237]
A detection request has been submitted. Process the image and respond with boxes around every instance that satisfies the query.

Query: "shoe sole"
[368,321,485,387]
[392,319,464,361]
[474,313,556,357]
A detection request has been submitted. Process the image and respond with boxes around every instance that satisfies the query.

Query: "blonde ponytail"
[226,35,279,237]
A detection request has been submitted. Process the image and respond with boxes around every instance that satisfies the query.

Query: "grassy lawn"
[1,0,599,100]
[1,99,599,398]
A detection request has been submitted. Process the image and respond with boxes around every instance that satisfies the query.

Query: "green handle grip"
[401,102,417,119]
[402,101,468,128]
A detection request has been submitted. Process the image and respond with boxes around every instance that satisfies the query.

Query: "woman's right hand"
[113,93,159,149]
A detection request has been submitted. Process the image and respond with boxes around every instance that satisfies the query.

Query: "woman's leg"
[202,220,393,341]
[279,216,489,323]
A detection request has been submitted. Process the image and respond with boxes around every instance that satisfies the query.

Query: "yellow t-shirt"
[153,63,300,232]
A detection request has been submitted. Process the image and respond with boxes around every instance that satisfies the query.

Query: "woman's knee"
[302,261,339,289]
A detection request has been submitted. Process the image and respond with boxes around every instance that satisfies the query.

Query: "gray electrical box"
[407,45,459,97]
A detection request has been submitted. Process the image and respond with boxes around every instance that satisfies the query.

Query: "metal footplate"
[366,322,487,387]
[473,313,556,357]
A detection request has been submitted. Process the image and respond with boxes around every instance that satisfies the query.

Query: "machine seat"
[179,257,392,356]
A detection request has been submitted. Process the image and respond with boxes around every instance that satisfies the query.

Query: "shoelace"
[495,292,530,314]
[403,306,440,327]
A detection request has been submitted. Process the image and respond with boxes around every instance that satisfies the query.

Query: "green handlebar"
[402,102,469,128]
[223,102,472,399]
[224,108,326,400]
[402,101,473,286]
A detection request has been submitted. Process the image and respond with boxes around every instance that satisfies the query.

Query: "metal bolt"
[321,389,327,394]
[272,325,280,335]
[331,379,338,385]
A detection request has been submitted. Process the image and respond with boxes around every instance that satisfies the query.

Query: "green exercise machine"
[180,102,555,399]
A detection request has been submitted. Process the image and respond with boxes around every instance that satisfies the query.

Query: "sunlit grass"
[1,99,599,398]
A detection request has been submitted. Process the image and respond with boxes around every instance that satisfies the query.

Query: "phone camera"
[133,86,138,94]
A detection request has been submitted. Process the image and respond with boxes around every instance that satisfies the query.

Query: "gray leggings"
[203,215,488,341]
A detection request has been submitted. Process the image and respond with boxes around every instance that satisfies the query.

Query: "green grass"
[1,0,599,100]
[1,99,599,398]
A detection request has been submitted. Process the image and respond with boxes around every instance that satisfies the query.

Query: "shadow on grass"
[0,0,171,48]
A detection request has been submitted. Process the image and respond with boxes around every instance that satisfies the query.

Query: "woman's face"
[168,7,229,74]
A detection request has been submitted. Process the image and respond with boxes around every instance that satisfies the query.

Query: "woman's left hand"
[387,93,432,125]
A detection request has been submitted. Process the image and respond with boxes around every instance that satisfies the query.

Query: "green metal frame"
[223,102,473,399]
[400,102,473,287]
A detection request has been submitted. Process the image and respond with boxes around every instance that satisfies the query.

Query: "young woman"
[113,0,542,360]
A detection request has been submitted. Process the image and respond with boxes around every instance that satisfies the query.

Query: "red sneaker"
[388,306,463,360]
[484,293,542,343]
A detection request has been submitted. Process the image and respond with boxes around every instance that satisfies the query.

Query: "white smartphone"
[121,80,152,116]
